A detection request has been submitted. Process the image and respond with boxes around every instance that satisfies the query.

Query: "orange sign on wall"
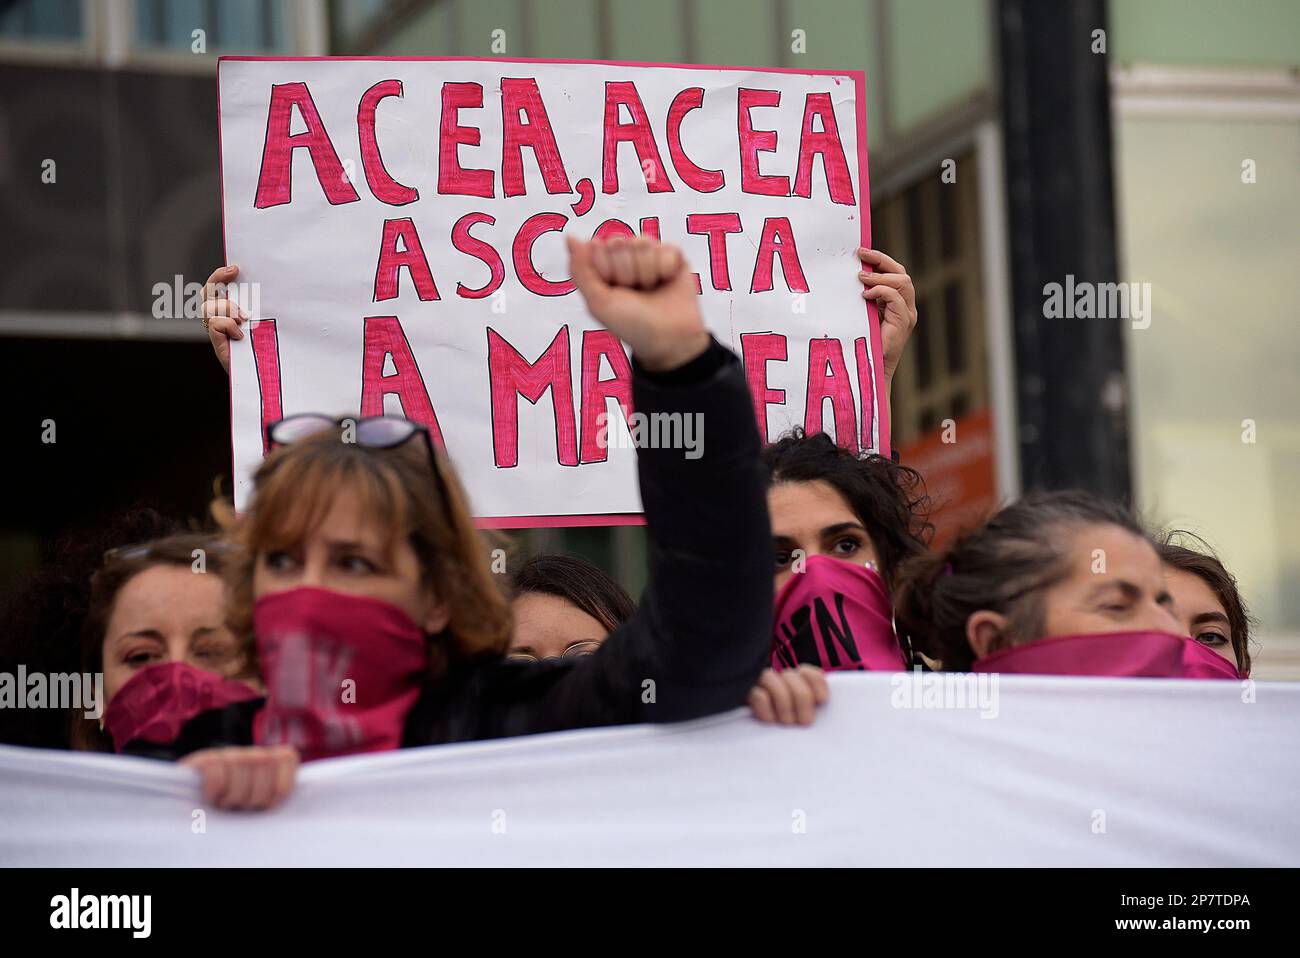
[898,408,999,549]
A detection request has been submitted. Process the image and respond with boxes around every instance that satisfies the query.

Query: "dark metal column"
[998,0,1132,500]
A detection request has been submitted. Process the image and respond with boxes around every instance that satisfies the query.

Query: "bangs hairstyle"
[213,426,511,676]
[893,490,1148,671]
[1158,531,1254,676]
[762,429,932,589]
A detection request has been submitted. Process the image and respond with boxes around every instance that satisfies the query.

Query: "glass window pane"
[1116,111,1300,634]
[914,293,934,389]
[886,0,991,133]
[459,0,527,57]
[919,407,937,434]
[533,0,600,59]
[216,0,266,50]
[330,0,387,50]
[0,0,81,40]
[690,0,770,65]
[165,0,203,50]
[135,0,287,52]
[1110,0,1300,69]
[905,185,928,272]
[375,0,457,56]
[135,0,160,46]
[939,174,959,260]
[609,0,683,61]
[943,281,964,375]
[785,0,884,151]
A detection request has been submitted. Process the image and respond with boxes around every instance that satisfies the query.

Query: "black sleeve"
[410,337,774,744]
[119,698,261,761]
[620,338,773,720]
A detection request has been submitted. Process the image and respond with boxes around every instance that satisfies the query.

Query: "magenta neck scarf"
[252,586,429,762]
[972,630,1242,679]
[772,555,906,672]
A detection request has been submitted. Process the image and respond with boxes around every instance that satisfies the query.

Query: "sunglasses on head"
[265,414,450,503]
[102,539,233,565]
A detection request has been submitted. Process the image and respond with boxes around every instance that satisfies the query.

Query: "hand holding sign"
[568,236,709,374]
[202,264,248,374]
[857,247,917,382]
[219,58,883,519]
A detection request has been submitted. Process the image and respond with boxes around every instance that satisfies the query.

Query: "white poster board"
[3,674,1296,866]
[218,57,882,524]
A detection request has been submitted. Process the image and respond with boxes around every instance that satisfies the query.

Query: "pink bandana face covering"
[252,586,429,762]
[771,555,907,672]
[972,630,1243,679]
[1180,637,1243,679]
[103,661,261,752]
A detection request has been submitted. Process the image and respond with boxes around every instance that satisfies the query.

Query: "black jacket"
[125,339,773,757]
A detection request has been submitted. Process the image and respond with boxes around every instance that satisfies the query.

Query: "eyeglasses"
[506,641,603,663]
[265,414,450,503]
[102,539,233,565]
[102,543,160,564]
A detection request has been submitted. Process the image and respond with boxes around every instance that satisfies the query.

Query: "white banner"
[3,673,1297,866]
[218,57,882,523]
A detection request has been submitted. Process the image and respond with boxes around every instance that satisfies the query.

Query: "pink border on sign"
[217,57,238,515]
[480,513,645,530]
[215,55,881,529]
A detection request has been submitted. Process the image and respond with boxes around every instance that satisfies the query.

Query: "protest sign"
[218,56,882,523]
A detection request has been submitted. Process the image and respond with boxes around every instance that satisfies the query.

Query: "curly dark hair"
[762,430,932,589]
[1158,531,1254,677]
